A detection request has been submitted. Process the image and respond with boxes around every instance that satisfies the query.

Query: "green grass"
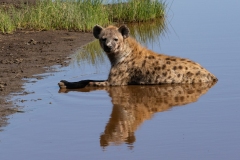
[107,0,166,23]
[0,0,166,34]
[0,8,15,33]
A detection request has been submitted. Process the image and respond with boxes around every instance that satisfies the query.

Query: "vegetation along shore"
[0,0,166,34]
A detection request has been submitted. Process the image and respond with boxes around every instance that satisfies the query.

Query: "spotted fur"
[58,25,217,89]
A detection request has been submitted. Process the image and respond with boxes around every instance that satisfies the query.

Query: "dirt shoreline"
[0,29,94,102]
[0,30,94,127]
[0,0,95,127]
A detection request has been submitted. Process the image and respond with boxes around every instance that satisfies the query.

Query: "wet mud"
[0,0,94,129]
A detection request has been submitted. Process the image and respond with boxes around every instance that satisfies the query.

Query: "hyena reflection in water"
[59,81,217,148]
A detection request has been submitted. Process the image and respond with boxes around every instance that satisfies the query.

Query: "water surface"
[1,0,240,159]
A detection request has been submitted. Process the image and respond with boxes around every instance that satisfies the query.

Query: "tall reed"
[107,0,166,23]
[0,0,166,34]
[13,0,110,32]
[0,9,15,33]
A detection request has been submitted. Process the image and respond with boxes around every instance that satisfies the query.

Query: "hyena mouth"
[103,45,113,53]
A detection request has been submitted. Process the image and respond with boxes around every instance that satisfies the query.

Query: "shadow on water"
[0,108,17,132]
[59,81,217,148]
[73,18,166,66]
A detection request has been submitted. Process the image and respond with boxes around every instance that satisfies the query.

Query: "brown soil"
[0,0,95,128]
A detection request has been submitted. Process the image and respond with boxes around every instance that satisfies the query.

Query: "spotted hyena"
[58,25,217,89]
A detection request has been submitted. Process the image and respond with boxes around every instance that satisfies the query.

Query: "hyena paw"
[58,80,68,89]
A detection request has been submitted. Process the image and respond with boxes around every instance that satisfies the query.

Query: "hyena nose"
[106,44,112,49]
[106,43,112,48]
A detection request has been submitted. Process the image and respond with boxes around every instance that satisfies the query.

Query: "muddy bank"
[0,29,94,126]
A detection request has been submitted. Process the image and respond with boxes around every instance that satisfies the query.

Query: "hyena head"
[93,25,130,53]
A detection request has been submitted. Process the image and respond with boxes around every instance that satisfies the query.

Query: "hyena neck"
[107,40,132,66]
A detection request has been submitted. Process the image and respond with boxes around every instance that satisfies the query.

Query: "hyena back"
[58,25,217,89]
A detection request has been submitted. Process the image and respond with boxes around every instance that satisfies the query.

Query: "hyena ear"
[118,25,130,39]
[93,25,103,39]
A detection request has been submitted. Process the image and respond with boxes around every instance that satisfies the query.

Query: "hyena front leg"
[58,80,109,89]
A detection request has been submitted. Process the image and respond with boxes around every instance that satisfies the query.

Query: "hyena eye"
[114,38,118,42]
